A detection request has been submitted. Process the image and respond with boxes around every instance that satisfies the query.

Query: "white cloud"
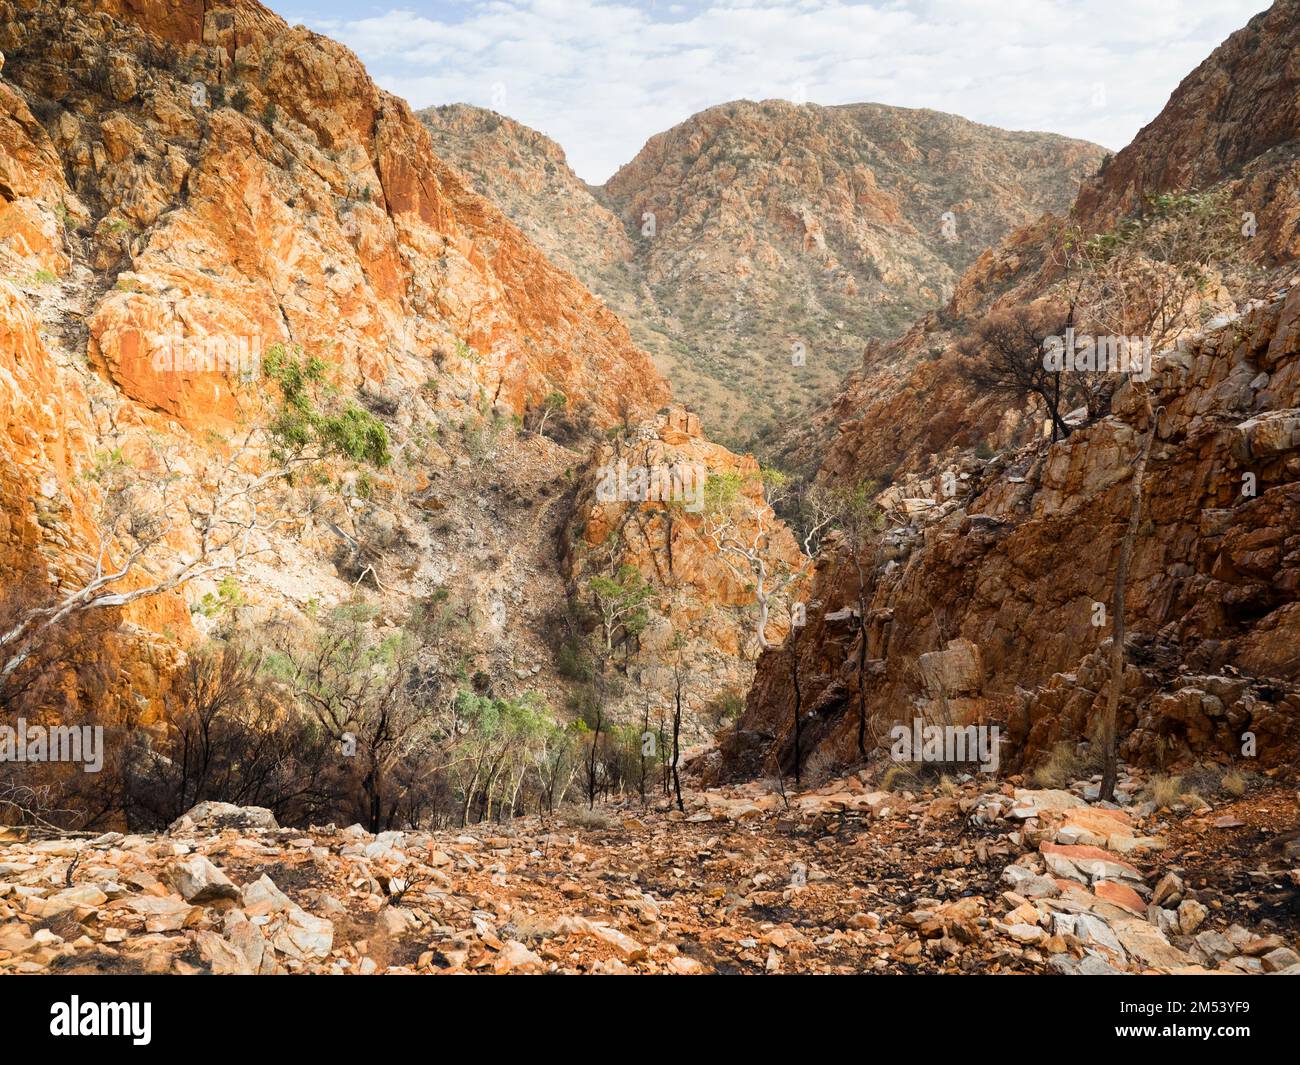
[284,0,1265,183]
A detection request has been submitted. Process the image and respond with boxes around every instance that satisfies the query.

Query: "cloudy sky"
[274,0,1266,183]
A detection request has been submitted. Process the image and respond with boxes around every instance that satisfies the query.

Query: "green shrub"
[194,576,246,618]
[704,689,745,727]
[263,344,391,468]
[556,636,593,681]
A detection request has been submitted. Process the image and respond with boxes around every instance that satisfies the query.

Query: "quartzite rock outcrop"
[565,407,806,723]
[0,0,788,729]
[724,0,1300,783]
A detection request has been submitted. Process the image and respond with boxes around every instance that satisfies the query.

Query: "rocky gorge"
[0,0,1295,984]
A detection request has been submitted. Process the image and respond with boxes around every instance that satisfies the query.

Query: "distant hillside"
[422,100,1107,449]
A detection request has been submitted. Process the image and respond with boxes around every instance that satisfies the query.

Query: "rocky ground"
[2,769,1296,976]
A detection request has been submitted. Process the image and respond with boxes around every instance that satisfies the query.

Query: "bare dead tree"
[1,345,389,687]
[1100,398,1163,802]
[270,604,444,832]
[789,606,803,788]
[0,436,291,683]
[792,480,840,557]
[772,766,790,811]
[669,640,687,813]
[384,868,429,907]
[0,776,89,838]
[658,712,669,798]
[703,468,802,651]
[638,691,651,806]
[586,703,602,810]
[165,641,268,818]
[957,302,1078,443]
[834,483,886,759]
[1058,188,1252,359]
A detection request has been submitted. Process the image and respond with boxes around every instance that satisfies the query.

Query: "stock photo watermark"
[0,718,104,773]
[595,460,706,512]
[50,998,151,1045]
[890,719,1000,773]
[1042,329,1152,377]
[149,328,263,379]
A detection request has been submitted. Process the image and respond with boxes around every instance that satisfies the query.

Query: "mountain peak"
[427,98,1106,449]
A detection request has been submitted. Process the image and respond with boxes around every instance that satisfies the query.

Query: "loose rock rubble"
[2,771,1295,975]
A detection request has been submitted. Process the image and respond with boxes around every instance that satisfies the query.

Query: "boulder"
[168,802,279,834]
[493,940,545,973]
[242,874,293,915]
[270,906,334,962]
[917,638,984,697]
[1176,898,1208,936]
[1040,842,1143,885]
[1112,918,1194,970]
[162,855,241,904]
[1009,789,1086,818]
[195,929,254,975]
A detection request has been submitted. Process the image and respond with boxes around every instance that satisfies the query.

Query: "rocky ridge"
[727,0,1300,782]
[802,0,1300,490]
[565,407,806,716]
[422,100,1106,449]
[0,0,789,732]
[730,288,1300,781]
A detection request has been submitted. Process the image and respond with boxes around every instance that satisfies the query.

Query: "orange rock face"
[0,284,89,585]
[0,0,671,680]
[566,407,806,722]
[4,0,669,438]
[0,0,789,741]
[0,75,71,276]
[0,280,187,723]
